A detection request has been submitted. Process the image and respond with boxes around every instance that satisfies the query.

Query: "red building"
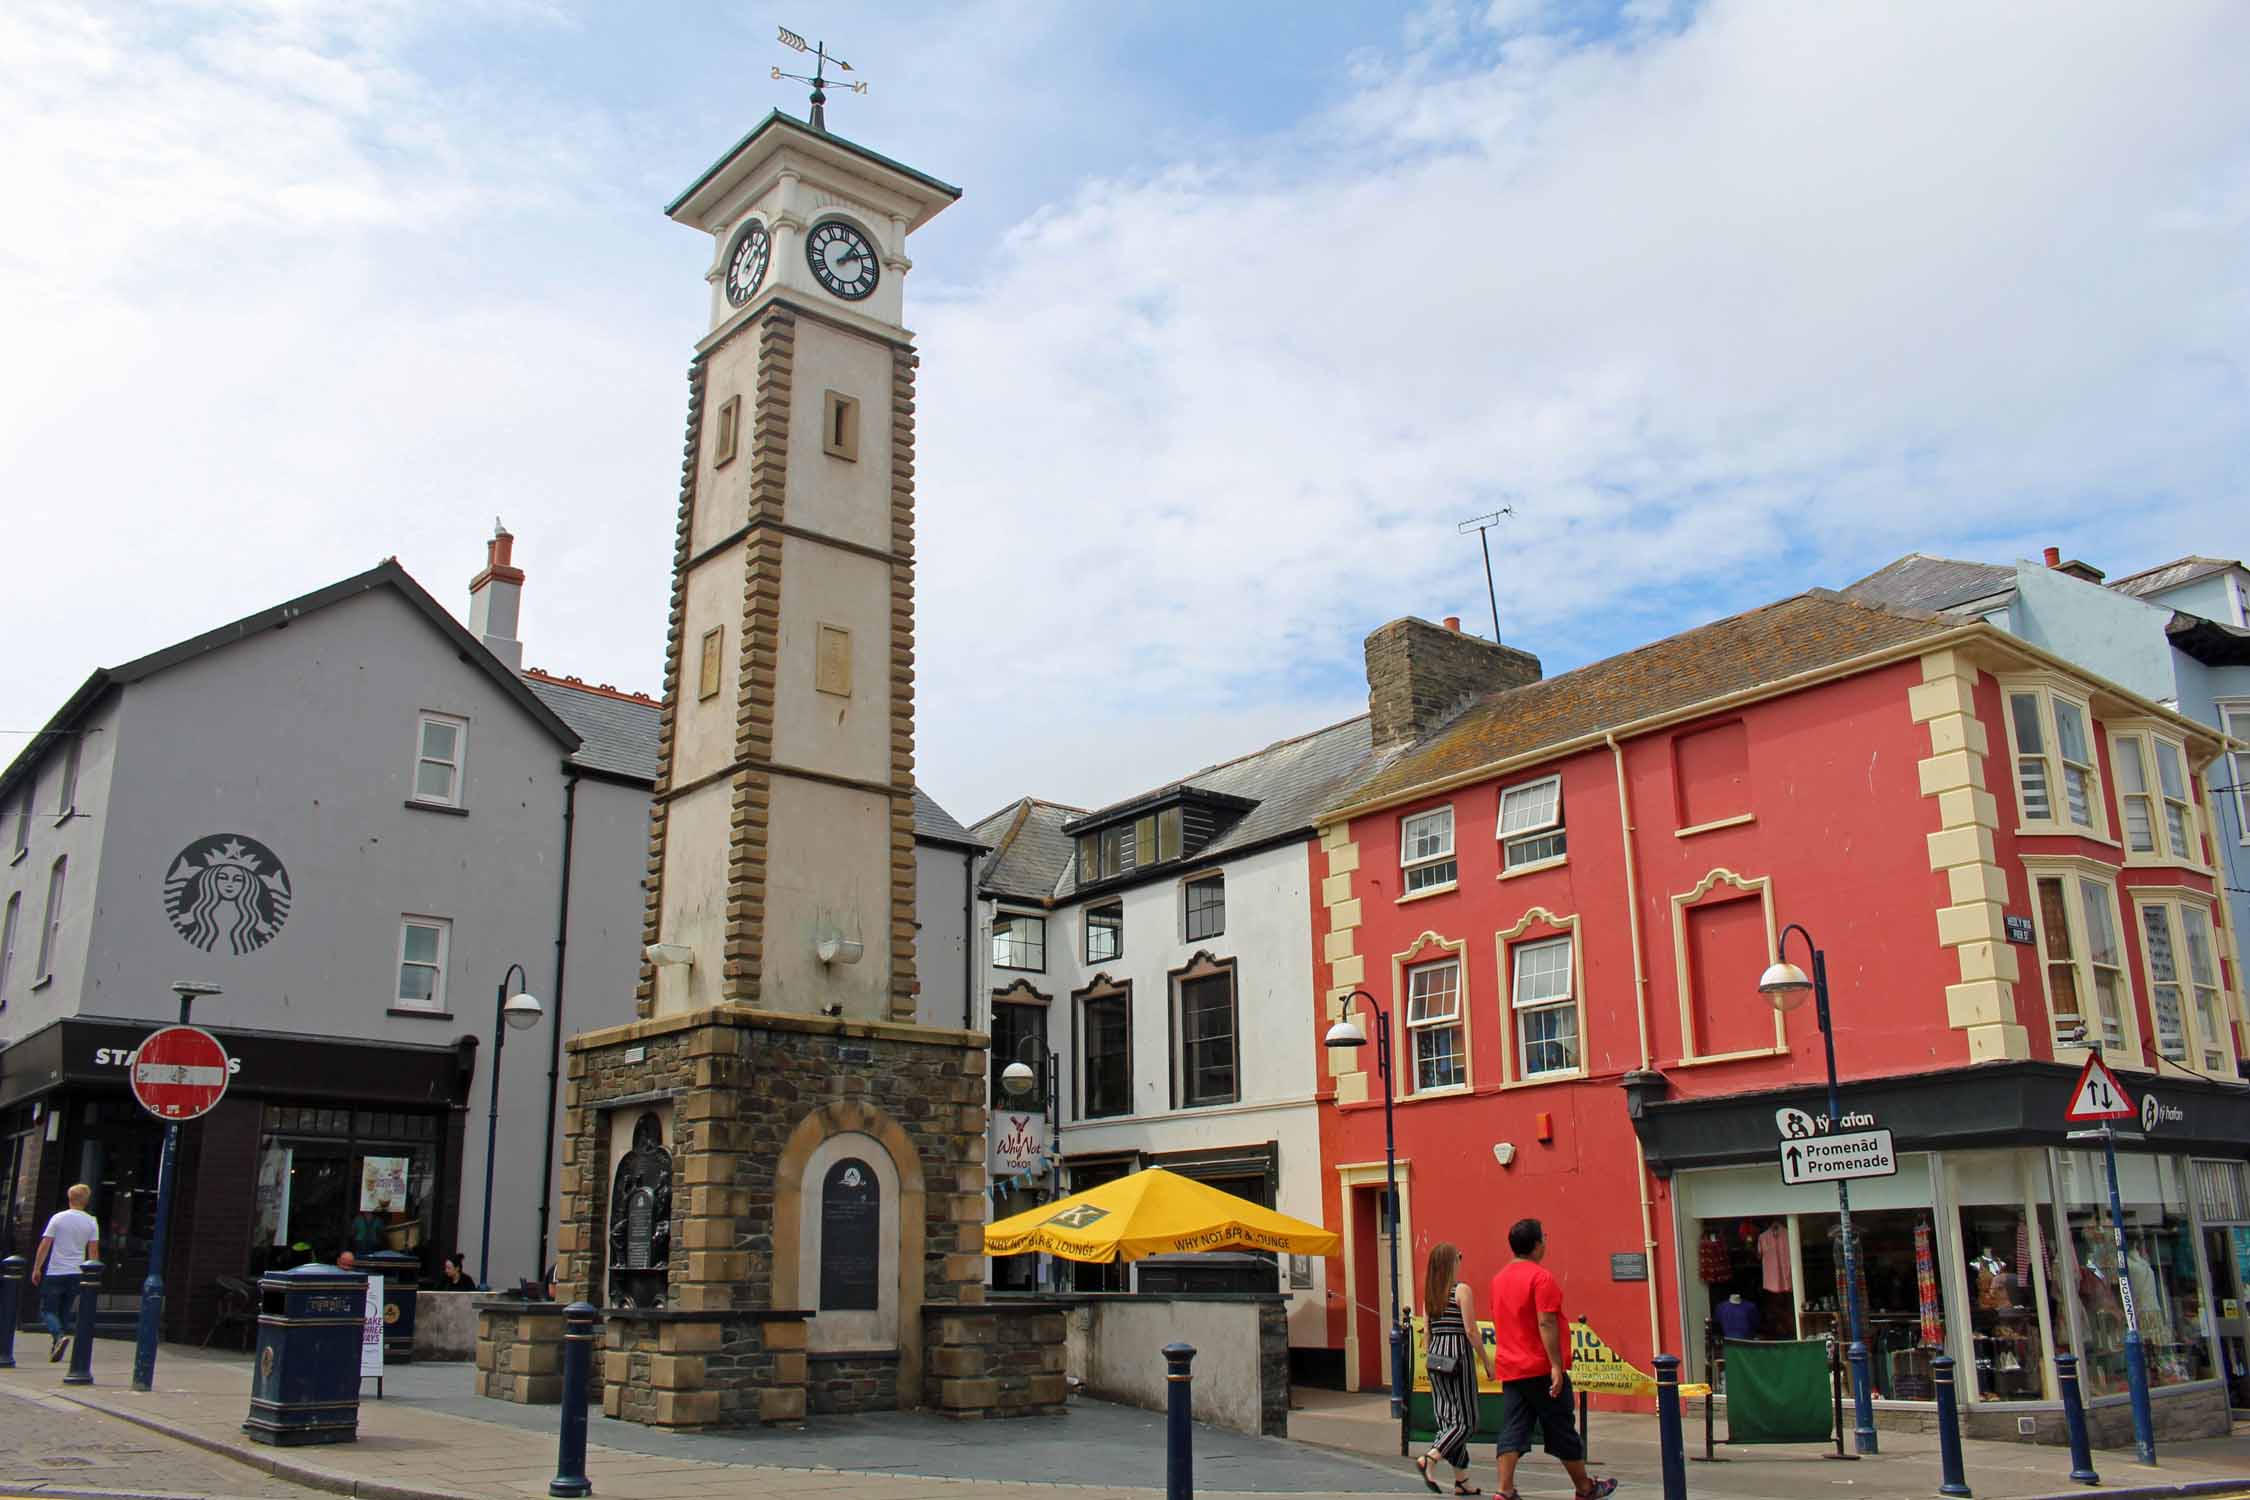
[1312,592,2248,1440]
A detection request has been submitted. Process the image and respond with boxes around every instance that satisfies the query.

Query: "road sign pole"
[2099,1122,2156,1465]
[131,1120,182,1391]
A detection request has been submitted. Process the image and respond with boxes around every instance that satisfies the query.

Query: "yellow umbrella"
[984,1167,1341,1263]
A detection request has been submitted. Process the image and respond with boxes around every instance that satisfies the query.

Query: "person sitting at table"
[440,1253,479,1290]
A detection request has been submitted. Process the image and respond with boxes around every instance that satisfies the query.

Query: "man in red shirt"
[1488,1218,1617,1500]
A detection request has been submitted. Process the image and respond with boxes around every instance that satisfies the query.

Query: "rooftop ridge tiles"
[521,667,661,707]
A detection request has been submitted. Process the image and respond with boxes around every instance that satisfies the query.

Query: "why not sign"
[129,1025,232,1121]
[1779,1128,1897,1184]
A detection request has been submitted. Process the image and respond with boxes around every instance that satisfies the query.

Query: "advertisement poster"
[254,1143,292,1247]
[359,1156,409,1213]
[1411,1316,1707,1396]
[360,1275,385,1382]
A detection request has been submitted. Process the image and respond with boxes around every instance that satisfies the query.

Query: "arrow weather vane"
[775,27,866,133]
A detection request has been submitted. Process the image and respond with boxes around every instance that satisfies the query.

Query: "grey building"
[0,531,978,1340]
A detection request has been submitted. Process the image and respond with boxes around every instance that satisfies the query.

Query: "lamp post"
[1000,1037,1059,1288]
[1323,988,1406,1426]
[479,964,544,1293]
[1759,926,1877,1455]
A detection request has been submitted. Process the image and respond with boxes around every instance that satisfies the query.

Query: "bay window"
[2027,868,2133,1056]
[2111,728,2203,865]
[2136,897,2234,1077]
[2004,685,2102,836]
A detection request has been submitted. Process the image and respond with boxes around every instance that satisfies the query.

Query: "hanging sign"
[2063,1054,2135,1122]
[990,1113,1049,1175]
[129,1025,232,1121]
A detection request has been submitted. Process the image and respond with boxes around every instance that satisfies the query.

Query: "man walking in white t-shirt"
[32,1183,100,1363]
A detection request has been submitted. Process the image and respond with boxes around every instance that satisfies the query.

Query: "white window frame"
[1504,922,1581,1081]
[412,712,469,808]
[36,855,67,980]
[1999,679,2108,839]
[2023,859,2141,1068]
[1401,949,1468,1094]
[2110,725,2204,868]
[1399,807,1457,896]
[56,736,82,822]
[1497,775,1566,873]
[2134,894,2237,1079]
[395,916,451,1013]
[2215,700,2250,846]
[0,891,19,999]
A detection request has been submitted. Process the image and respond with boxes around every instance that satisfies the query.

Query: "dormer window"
[1076,806,1182,884]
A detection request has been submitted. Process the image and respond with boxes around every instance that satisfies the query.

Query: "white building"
[968,716,1372,1359]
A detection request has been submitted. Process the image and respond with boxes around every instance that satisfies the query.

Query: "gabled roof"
[912,789,984,852]
[0,560,579,804]
[970,798,1084,905]
[2108,555,2243,601]
[1333,591,1957,814]
[1842,554,2019,616]
[524,671,662,783]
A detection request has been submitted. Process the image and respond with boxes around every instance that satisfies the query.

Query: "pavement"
[0,1341,2243,1500]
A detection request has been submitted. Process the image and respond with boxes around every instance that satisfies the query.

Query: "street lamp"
[479,964,544,1294]
[1000,1036,1059,1287]
[1323,988,1407,1427]
[1758,925,1877,1455]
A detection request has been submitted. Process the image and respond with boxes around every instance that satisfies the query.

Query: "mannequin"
[1716,1291,1760,1341]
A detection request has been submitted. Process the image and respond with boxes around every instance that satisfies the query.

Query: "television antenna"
[774,27,866,132]
[1456,506,1516,641]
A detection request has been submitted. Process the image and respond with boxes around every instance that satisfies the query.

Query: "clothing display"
[1700,1230,1731,1284]
[1716,1296,1761,1341]
[1759,1222,1792,1294]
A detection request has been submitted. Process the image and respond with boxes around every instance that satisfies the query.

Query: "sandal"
[1414,1456,1441,1494]
[1454,1484,1483,1496]
[1576,1481,1618,1500]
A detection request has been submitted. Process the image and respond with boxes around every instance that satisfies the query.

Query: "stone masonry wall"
[922,1303,1069,1420]
[474,1302,596,1405]
[1364,616,1542,751]
[808,1350,901,1415]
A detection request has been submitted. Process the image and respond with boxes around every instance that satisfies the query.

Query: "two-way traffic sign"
[1779,1128,1898,1184]
[2064,1053,2134,1123]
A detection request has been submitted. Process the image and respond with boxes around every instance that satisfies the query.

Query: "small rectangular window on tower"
[815,623,852,697]
[822,390,860,461]
[713,394,740,467]
[698,626,724,701]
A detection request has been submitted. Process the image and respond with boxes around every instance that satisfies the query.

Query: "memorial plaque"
[819,1158,881,1311]
[608,1112,672,1308]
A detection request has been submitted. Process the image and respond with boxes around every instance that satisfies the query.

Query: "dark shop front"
[0,1015,474,1341]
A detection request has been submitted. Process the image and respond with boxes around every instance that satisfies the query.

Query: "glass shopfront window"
[2051,1150,2215,1396]
[251,1103,442,1279]
[1796,1208,1949,1400]
[1947,1152,2057,1402]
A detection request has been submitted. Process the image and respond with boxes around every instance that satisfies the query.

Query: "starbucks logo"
[163,835,292,954]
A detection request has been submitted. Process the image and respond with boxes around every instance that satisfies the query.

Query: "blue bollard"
[1164,1341,1196,1500]
[1655,1353,1687,1500]
[548,1301,595,1497]
[2056,1354,2099,1486]
[0,1255,26,1369]
[1933,1355,1971,1497]
[63,1260,103,1386]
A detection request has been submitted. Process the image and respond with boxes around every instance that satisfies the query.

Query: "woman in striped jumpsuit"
[1417,1241,1494,1494]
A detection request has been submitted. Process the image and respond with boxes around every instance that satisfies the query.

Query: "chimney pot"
[2043,546,2061,567]
[1444,615,1461,633]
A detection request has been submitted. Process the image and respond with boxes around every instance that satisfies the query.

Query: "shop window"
[1507,932,1579,1078]
[395,917,449,1012]
[1171,961,1238,1108]
[1692,1216,1797,1352]
[2027,870,2133,1057]
[1085,902,1122,964]
[1797,1208,1951,1400]
[2002,685,2103,835]
[1497,776,1566,870]
[1673,719,1750,830]
[1958,1205,2049,1401]
[1404,956,1465,1092]
[252,1104,440,1276]
[993,912,1045,972]
[1400,807,1456,895]
[1077,982,1131,1119]
[411,713,467,807]
[2052,1151,2216,1395]
[1183,874,1224,942]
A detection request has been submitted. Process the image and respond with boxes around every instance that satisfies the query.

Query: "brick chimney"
[1364,615,1542,752]
[468,520,526,671]
[2042,545,2106,585]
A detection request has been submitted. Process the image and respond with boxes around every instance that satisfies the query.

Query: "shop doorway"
[1338,1162,1412,1393]
[2191,1158,2249,1413]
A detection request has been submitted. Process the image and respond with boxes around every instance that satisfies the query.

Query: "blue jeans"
[40,1273,80,1340]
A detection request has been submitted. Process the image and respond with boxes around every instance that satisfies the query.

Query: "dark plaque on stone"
[819,1158,881,1311]
[608,1112,672,1309]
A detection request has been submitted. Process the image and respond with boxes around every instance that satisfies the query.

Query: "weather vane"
[774,27,866,133]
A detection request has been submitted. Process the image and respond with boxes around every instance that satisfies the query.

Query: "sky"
[3,0,2247,827]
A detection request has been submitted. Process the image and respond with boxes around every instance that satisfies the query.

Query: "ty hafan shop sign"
[1775,1105,1897,1186]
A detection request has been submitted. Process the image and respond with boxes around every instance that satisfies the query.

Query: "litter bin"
[359,1251,419,1363]
[242,1264,368,1447]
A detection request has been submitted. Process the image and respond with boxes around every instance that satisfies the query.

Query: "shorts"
[1495,1373,1584,1461]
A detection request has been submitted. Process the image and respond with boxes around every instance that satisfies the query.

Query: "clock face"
[806,220,879,301]
[724,222,770,306]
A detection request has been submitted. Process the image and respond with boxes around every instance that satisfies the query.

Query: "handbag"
[1427,1346,1461,1377]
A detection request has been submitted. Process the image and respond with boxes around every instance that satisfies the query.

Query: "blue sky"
[3,1,2246,824]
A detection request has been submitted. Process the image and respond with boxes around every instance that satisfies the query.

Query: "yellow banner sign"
[1413,1317,1707,1396]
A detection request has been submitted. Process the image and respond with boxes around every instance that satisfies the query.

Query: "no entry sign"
[130,1025,232,1121]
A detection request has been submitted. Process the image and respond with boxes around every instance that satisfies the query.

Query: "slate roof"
[970,798,1084,904]
[524,672,662,783]
[1335,590,1958,812]
[2107,555,2242,601]
[912,789,983,851]
[1842,554,2019,616]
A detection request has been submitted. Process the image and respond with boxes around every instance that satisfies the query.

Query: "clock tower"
[552,116,1062,1430]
